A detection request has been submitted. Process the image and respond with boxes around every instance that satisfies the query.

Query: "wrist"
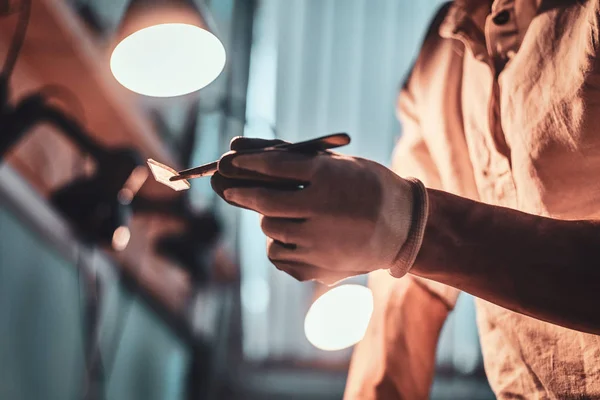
[388,177,429,278]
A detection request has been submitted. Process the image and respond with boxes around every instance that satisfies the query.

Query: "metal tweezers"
[169,132,350,182]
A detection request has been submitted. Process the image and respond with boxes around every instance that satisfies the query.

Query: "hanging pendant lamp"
[110,0,226,97]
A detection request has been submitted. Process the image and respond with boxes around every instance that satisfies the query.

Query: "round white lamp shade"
[110,0,226,97]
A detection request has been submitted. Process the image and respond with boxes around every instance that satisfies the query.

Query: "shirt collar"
[439,1,491,61]
[439,0,541,62]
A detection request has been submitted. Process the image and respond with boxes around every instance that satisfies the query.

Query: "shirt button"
[492,10,510,25]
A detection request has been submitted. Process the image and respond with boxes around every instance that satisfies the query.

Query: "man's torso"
[400,0,600,397]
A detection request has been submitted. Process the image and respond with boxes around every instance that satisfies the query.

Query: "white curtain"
[240,0,482,372]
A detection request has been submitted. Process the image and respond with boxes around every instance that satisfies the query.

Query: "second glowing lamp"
[305,284,374,352]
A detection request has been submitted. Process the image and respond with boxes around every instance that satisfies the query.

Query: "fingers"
[223,186,312,218]
[266,238,308,263]
[260,216,311,247]
[229,137,286,151]
[265,238,367,285]
[221,149,319,181]
[268,257,358,286]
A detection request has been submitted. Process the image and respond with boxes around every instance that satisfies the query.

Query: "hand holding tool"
[147,133,350,191]
[212,135,429,285]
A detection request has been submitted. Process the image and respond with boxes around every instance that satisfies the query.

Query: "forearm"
[345,274,448,400]
[411,188,600,334]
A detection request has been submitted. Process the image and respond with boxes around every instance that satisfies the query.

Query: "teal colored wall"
[0,205,189,400]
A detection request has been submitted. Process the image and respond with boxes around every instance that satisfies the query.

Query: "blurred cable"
[103,279,137,388]
[101,224,151,388]
[1,0,31,80]
[39,83,87,123]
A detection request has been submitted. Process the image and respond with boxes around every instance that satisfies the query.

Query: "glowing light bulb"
[112,226,131,251]
[110,23,226,97]
[304,284,373,351]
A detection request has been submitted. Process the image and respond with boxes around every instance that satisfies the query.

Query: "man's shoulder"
[427,2,454,40]
[401,1,463,94]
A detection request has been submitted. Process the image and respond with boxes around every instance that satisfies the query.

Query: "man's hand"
[211,137,428,285]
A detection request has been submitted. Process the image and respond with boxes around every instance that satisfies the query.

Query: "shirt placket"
[485,0,521,207]
[442,1,523,207]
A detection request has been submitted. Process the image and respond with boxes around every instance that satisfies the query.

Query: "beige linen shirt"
[350,0,600,398]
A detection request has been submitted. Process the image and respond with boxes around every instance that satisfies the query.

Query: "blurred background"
[0,0,494,399]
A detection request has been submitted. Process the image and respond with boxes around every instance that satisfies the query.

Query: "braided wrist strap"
[389,178,429,278]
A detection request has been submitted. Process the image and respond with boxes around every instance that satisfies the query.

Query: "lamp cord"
[1,0,31,80]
